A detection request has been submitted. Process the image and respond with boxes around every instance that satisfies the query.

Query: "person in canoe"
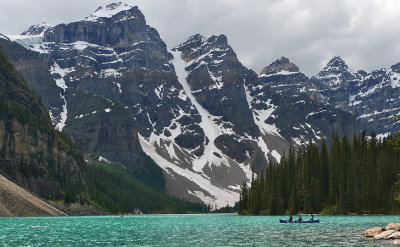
[296,215,302,222]
[309,214,314,221]
[287,215,293,222]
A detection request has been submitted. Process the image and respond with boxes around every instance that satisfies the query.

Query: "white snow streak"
[139,134,238,207]
[171,50,229,173]
[55,94,67,131]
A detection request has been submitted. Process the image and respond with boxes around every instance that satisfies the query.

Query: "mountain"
[0,3,375,207]
[0,39,208,215]
[0,3,248,207]
[1,3,293,207]
[258,55,400,141]
[258,57,358,147]
[1,3,166,190]
[309,56,400,138]
[0,44,85,201]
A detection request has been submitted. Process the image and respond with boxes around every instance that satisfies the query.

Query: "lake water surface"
[0,214,398,246]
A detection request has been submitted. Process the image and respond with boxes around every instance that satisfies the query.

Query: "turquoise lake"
[0,214,399,246]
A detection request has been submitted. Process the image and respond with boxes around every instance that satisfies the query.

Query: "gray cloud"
[1,0,400,76]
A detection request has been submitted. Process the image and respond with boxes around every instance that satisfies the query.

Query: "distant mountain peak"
[21,22,52,35]
[260,56,299,75]
[85,2,134,21]
[391,62,400,73]
[187,33,205,42]
[174,33,205,50]
[322,56,348,73]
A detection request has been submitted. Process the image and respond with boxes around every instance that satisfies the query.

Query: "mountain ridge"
[2,3,397,207]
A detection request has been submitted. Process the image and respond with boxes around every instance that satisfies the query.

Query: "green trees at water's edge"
[83,161,210,214]
[239,132,400,215]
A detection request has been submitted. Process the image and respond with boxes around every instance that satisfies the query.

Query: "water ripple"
[0,214,397,246]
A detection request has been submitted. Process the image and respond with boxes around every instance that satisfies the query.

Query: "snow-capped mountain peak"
[322,56,348,73]
[85,2,134,21]
[20,23,52,36]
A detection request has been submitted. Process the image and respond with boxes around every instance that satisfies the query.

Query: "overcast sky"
[1,0,400,76]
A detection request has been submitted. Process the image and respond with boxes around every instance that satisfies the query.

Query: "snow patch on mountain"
[139,134,239,208]
[101,68,122,78]
[389,71,400,88]
[21,23,52,35]
[85,2,133,21]
[259,70,299,78]
[244,84,281,137]
[55,94,68,131]
[171,50,229,172]
[376,132,391,140]
[0,33,10,41]
[6,35,44,50]
[50,62,74,91]
[270,150,281,162]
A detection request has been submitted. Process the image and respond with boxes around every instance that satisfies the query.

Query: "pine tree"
[239,132,400,215]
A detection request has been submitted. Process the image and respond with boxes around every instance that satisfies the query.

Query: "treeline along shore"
[239,132,400,215]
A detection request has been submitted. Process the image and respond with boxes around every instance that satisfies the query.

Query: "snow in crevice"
[55,94,68,131]
[349,95,362,106]
[171,50,230,173]
[270,150,281,162]
[49,62,73,131]
[139,134,239,208]
[98,156,111,164]
[100,68,122,78]
[112,82,122,93]
[389,71,400,88]
[50,62,75,92]
[185,48,229,68]
[154,84,164,100]
[244,84,281,137]
[259,70,299,78]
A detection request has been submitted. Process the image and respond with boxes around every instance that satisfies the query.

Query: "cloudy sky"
[1,0,400,75]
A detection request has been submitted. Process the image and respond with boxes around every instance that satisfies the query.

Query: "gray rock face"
[260,56,299,75]
[21,23,52,35]
[44,6,148,48]
[2,4,180,188]
[174,34,260,137]
[309,56,400,138]
[0,47,84,200]
[257,58,358,147]
[259,57,310,95]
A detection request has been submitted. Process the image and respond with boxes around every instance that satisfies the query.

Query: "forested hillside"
[0,45,208,215]
[239,132,400,215]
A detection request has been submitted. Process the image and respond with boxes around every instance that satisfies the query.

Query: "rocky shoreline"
[365,223,400,244]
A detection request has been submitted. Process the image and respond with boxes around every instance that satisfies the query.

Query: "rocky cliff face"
[0,46,83,200]
[258,57,358,147]
[2,3,169,186]
[309,57,400,138]
[259,55,400,140]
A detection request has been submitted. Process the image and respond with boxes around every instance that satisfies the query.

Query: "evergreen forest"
[238,132,400,215]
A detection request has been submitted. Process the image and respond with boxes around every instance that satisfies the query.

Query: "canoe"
[279,219,320,223]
